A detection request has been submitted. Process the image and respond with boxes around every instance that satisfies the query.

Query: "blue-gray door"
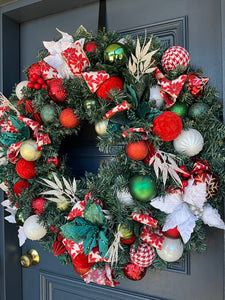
[0,1,224,300]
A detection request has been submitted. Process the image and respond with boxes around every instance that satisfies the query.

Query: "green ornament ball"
[15,209,24,226]
[84,99,97,114]
[188,102,209,120]
[129,175,157,202]
[169,102,188,118]
[40,105,56,123]
[104,43,126,63]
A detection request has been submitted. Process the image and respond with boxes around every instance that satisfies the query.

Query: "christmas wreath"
[0,26,225,285]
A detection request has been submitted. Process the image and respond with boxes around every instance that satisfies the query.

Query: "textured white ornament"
[156,237,184,262]
[149,85,164,108]
[173,129,204,156]
[23,215,47,240]
[95,119,108,135]
[15,81,29,99]
[117,189,134,206]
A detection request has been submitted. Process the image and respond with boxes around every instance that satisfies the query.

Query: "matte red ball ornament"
[161,46,190,73]
[14,180,30,196]
[126,140,148,161]
[96,76,123,101]
[84,41,98,52]
[73,251,94,270]
[59,108,80,128]
[163,226,181,239]
[31,197,47,214]
[153,111,183,142]
[73,264,92,275]
[130,241,155,267]
[16,158,37,179]
[124,262,147,281]
[47,78,67,103]
[27,63,42,78]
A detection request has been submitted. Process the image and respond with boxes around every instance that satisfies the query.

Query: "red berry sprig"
[27,73,47,90]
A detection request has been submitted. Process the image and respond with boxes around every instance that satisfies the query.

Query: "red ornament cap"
[14,180,30,196]
[96,76,123,101]
[124,262,147,281]
[16,158,37,179]
[153,111,183,142]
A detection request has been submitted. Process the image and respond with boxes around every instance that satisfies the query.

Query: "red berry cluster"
[27,74,47,90]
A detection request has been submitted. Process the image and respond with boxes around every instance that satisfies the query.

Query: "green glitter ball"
[40,104,56,123]
[129,175,156,202]
[15,209,24,226]
[169,102,188,118]
[188,102,209,120]
[104,43,127,63]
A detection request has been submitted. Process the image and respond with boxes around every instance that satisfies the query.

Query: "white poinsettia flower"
[151,179,225,243]
[43,28,85,78]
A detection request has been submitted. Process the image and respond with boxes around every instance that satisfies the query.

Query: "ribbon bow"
[154,65,187,107]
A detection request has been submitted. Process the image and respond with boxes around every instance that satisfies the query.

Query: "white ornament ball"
[20,139,41,161]
[156,237,184,262]
[149,85,164,108]
[95,119,108,135]
[23,215,47,240]
[173,128,204,157]
[161,46,190,73]
[15,81,29,99]
[117,189,134,206]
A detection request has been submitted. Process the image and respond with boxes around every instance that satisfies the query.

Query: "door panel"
[1,0,224,299]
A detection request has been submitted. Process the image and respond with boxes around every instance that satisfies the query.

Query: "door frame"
[0,1,225,299]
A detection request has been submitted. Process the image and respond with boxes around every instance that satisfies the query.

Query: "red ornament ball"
[14,180,30,196]
[47,78,67,103]
[120,235,135,244]
[96,76,123,101]
[163,226,181,239]
[126,140,148,161]
[27,63,42,78]
[84,41,98,52]
[72,251,94,271]
[124,262,147,281]
[59,108,80,128]
[161,46,190,73]
[130,241,155,267]
[16,158,37,179]
[31,197,47,214]
[153,111,183,142]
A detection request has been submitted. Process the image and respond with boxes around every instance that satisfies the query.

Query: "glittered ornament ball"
[84,41,98,52]
[104,43,126,63]
[173,128,204,156]
[130,241,155,267]
[153,111,183,142]
[169,102,188,118]
[40,105,56,123]
[188,102,209,120]
[124,262,147,281]
[23,215,47,240]
[84,99,97,114]
[95,119,108,135]
[161,46,190,73]
[31,197,47,214]
[20,139,41,161]
[59,108,80,128]
[117,224,134,240]
[47,78,67,103]
[16,158,37,179]
[126,140,148,161]
[14,180,30,196]
[96,76,123,101]
[16,81,29,99]
[129,175,156,202]
[156,237,184,262]
[27,63,42,79]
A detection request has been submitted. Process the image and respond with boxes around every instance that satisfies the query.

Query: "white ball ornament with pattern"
[23,215,47,240]
[173,128,204,157]
[117,189,134,206]
[161,46,190,73]
[156,237,184,262]
[95,119,108,135]
[15,81,29,99]
[130,241,155,267]
[149,85,164,108]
